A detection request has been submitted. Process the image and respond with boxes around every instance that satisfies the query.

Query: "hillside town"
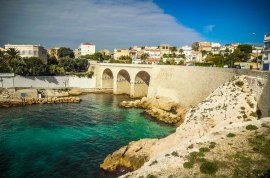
[0,34,270,73]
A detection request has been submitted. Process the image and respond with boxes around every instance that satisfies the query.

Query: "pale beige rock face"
[100,75,267,177]
[100,139,158,171]
[119,96,188,125]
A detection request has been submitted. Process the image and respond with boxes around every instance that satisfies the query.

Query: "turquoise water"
[0,94,175,178]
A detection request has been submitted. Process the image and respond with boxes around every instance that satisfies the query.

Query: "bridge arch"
[116,69,131,95]
[133,71,151,98]
[102,68,114,89]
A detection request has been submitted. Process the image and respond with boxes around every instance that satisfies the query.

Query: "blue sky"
[0,0,269,50]
[154,0,270,45]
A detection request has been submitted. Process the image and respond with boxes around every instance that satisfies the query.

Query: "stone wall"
[148,66,270,117]
[148,66,236,106]
[0,75,96,89]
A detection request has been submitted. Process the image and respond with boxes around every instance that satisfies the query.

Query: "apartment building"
[113,49,129,59]
[144,49,161,59]
[159,44,170,55]
[79,43,95,56]
[4,44,47,63]
[262,34,270,70]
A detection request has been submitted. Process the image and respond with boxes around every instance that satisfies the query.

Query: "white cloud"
[204,24,216,33]
[0,0,203,50]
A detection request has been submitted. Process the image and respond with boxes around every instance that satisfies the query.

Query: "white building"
[211,43,221,54]
[4,44,47,63]
[262,34,270,71]
[181,45,192,61]
[78,42,96,56]
[144,49,161,59]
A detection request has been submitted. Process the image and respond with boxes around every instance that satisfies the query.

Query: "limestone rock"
[100,138,158,172]
[119,97,188,125]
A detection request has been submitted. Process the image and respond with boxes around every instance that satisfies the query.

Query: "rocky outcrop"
[0,96,81,108]
[101,75,265,177]
[119,97,188,125]
[100,139,158,172]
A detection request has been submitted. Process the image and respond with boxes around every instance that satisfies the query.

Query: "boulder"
[100,138,158,172]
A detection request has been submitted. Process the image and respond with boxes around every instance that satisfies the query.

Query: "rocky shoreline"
[100,75,268,177]
[0,96,81,108]
[119,97,188,125]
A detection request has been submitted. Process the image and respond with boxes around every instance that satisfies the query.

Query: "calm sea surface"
[0,94,175,178]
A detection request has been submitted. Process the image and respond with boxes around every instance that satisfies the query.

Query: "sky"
[0,0,269,50]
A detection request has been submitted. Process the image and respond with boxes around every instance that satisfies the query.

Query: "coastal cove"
[0,94,176,178]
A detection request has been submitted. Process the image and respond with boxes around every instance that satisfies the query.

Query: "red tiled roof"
[147,58,160,62]
[83,42,94,45]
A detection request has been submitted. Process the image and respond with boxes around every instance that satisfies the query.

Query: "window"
[34,51,37,55]
[265,42,270,50]
[29,50,32,55]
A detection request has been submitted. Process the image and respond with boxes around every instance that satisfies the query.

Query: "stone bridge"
[96,64,153,98]
[95,64,270,117]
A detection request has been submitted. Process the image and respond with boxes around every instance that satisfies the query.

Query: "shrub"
[149,160,158,166]
[189,151,205,163]
[243,114,248,119]
[199,147,210,153]
[227,133,236,137]
[171,151,179,157]
[200,161,219,174]
[247,100,255,108]
[188,144,194,149]
[146,174,157,178]
[183,162,194,169]
[250,112,258,117]
[246,125,258,130]
[209,142,216,149]
[235,81,244,87]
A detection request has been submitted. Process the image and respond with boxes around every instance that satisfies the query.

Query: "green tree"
[192,42,199,51]
[47,56,58,65]
[74,58,89,72]
[23,57,48,76]
[58,47,74,58]
[58,58,76,72]
[140,53,149,61]
[119,55,132,62]
[170,46,177,53]
[6,48,20,60]
[0,50,12,73]
[202,50,208,57]
[49,65,65,75]
[237,44,252,61]
[165,59,176,65]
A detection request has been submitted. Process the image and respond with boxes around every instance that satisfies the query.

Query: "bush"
[246,125,258,130]
[235,81,244,87]
[209,142,216,149]
[200,161,219,174]
[149,160,158,166]
[250,112,258,117]
[146,174,157,178]
[183,162,194,169]
[199,147,210,153]
[227,133,236,137]
[247,100,255,108]
[171,151,179,157]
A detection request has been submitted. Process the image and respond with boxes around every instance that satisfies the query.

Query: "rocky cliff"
[100,75,270,177]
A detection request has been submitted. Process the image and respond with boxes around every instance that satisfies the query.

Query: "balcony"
[264,34,270,42]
